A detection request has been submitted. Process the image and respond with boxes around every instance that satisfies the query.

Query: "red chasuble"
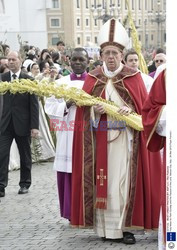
[142,69,166,241]
[71,65,161,231]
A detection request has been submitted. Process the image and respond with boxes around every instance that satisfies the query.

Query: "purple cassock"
[149,70,156,78]
[57,172,71,220]
[70,71,88,81]
[57,72,87,220]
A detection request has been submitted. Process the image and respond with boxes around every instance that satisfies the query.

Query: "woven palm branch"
[0,79,143,131]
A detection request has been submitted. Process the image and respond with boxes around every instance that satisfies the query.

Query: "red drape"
[142,69,166,240]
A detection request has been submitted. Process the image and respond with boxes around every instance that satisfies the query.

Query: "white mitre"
[97,18,130,51]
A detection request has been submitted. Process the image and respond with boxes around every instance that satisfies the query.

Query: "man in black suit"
[0,51,39,197]
[0,74,3,122]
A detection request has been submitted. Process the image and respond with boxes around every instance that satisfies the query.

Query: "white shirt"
[10,70,21,80]
[140,72,154,93]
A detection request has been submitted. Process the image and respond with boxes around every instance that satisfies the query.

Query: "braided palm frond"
[0,79,143,131]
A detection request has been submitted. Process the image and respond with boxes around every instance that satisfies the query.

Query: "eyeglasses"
[102,50,120,56]
[155,60,164,63]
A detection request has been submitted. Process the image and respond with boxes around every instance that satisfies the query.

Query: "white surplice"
[44,75,84,173]
[140,72,153,93]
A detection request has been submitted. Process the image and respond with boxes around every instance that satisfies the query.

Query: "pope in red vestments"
[142,69,166,244]
[71,65,162,228]
[70,18,162,244]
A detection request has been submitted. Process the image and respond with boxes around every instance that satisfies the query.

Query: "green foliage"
[17,34,28,61]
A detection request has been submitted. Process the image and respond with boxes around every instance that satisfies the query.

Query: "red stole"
[95,113,108,209]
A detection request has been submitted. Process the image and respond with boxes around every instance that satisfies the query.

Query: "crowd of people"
[0,18,166,249]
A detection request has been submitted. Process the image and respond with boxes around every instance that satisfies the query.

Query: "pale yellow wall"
[46,0,166,49]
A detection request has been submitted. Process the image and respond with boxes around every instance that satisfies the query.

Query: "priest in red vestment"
[142,67,166,248]
[71,18,161,245]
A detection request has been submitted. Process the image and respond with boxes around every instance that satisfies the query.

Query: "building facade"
[0,0,48,50]
[47,0,166,50]
[0,0,166,51]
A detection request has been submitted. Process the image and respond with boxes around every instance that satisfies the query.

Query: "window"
[151,34,154,41]
[139,35,141,41]
[95,36,98,44]
[77,0,80,8]
[77,37,81,44]
[52,0,59,8]
[139,0,141,10]
[86,36,91,42]
[86,0,88,8]
[164,33,166,42]
[163,0,166,11]
[145,0,147,10]
[94,19,97,26]
[52,37,59,45]
[138,19,141,25]
[117,0,120,6]
[145,34,148,43]
[86,18,89,26]
[94,0,97,8]
[151,0,154,10]
[77,18,80,26]
[132,0,134,10]
[51,18,60,27]
[125,1,127,9]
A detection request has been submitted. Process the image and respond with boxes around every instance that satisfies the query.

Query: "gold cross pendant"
[97,169,106,186]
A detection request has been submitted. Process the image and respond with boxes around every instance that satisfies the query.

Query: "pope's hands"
[117,106,132,116]
[93,104,131,116]
[93,104,105,114]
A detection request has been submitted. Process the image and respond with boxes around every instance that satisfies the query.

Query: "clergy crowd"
[0,18,166,249]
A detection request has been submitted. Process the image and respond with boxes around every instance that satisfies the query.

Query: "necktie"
[10,74,17,99]
[12,74,17,80]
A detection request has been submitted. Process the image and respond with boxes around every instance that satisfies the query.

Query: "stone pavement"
[0,162,158,250]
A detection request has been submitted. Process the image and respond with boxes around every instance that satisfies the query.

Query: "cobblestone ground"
[0,162,158,250]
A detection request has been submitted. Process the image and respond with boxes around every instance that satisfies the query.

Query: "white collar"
[103,61,123,78]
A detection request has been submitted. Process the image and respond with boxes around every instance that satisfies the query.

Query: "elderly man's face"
[101,46,123,72]
[154,53,166,68]
[7,51,22,73]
